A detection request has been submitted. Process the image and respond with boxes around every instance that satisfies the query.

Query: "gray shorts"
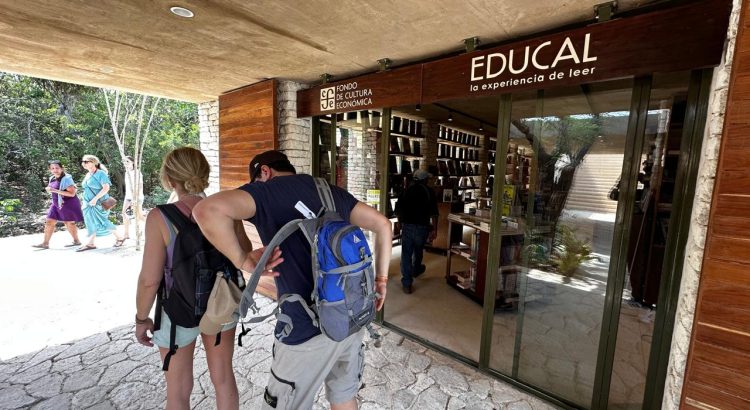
[262,329,365,409]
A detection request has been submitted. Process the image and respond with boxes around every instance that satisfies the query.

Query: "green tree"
[0,72,199,237]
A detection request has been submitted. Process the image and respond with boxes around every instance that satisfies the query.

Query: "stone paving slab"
[2,231,559,409]
[0,295,559,409]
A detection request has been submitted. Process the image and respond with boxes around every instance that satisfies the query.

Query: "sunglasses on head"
[251,165,262,182]
[81,160,91,163]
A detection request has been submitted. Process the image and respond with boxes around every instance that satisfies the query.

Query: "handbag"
[101,197,117,211]
[86,185,117,210]
[199,272,242,335]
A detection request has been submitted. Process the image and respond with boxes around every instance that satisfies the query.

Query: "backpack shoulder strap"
[314,177,336,213]
[239,218,306,317]
[156,203,193,232]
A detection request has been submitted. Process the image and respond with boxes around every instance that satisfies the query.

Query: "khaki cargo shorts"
[262,329,365,409]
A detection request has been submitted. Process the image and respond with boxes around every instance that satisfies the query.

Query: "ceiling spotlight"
[415,104,422,112]
[479,123,484,131]
[170,6,194,18]
[448,111,453,122]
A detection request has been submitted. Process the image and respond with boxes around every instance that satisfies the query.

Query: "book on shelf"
[451,270,473,289]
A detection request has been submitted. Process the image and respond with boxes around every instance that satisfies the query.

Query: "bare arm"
[350,202,392,311]
[50,185,77,197]
[193,189,282,275]
[235,220,253,252]
[88,183,110,205]
[134,210,168,346]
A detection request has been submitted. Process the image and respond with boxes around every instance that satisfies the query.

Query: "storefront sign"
[297,65,422,117]
[296,0,730,116]
[422,0,730,102]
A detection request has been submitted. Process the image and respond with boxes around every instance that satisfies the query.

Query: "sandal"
[113,239,126,248]
[32,244,49,249]
[65,241,82,247]
[76,244,97,252]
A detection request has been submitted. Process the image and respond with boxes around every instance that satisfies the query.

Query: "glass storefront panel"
[489,79,634,407]
[383,99,500,362]
[313,74,701,409]
[607,72,691,409]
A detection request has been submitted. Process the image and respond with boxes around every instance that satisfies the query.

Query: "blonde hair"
[82,154,108,174]
[160,147,209,195]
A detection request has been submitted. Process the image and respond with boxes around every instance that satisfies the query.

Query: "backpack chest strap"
[323,256,372,275]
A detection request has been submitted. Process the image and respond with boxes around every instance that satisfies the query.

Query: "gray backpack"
[238,178,381,345]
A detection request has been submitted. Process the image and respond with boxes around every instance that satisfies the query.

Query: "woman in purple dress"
[32,160,84,249]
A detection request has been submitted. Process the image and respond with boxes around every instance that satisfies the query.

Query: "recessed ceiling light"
[170,6,194,18]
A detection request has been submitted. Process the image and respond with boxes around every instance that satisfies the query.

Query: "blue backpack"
[238,178,380,344]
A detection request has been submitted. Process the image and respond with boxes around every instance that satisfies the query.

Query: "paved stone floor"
[0,296,558,409]
[1,230,558,409]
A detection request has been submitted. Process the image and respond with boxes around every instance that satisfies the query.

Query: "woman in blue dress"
[78,154,125,251]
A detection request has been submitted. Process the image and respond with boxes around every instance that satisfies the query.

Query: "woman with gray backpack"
[134,147,283,409]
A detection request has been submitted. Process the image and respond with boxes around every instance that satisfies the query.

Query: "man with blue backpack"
[193,150,392,410]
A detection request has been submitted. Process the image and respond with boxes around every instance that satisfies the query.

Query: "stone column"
[277,81,312,175]
[662,0,742,407]
[198,100,219,195]
[346,128,379,202]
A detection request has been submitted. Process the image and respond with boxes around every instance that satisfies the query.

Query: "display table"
[444,213,523,305]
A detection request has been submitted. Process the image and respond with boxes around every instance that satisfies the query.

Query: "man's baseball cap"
[248,150,292,182]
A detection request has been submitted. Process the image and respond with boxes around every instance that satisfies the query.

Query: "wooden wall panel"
[218,80,278,300]
[681,2,750,408]
[218,79,277,191]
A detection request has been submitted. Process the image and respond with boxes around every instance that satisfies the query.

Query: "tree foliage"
[0,73,199,234]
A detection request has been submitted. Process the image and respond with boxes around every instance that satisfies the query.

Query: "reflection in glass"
[490,80,633,407]
[608,72,691,409]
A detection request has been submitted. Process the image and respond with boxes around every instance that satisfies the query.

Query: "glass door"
[488,79,635,407]
[606,71,693,409]
[312,72,708,410]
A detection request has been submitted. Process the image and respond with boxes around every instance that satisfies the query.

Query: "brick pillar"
[198,100,219,195]
[346,128,379,202]
[277,81,312,175]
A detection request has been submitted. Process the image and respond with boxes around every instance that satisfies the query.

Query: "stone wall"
[662,0,742,407]
[345,128,379,202]
[276,81,311,174]
[198,100,219,195]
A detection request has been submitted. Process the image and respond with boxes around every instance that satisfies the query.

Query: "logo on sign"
[320,86,335,111]
[319,82,374,111]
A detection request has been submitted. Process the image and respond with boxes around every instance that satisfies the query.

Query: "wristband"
[135,315,150,324]
[375,276,388,283]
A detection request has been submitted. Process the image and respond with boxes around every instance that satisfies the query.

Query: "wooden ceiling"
[0,0,654,102]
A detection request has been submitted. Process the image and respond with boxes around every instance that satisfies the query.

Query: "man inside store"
[395,168,439,294]
[193,150,392,410]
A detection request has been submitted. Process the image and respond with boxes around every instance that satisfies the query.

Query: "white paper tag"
[295,201,316,219]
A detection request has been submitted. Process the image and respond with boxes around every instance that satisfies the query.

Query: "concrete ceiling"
[0,0,656,103]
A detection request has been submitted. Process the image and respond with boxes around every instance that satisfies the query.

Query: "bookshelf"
[436,125,484,210]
